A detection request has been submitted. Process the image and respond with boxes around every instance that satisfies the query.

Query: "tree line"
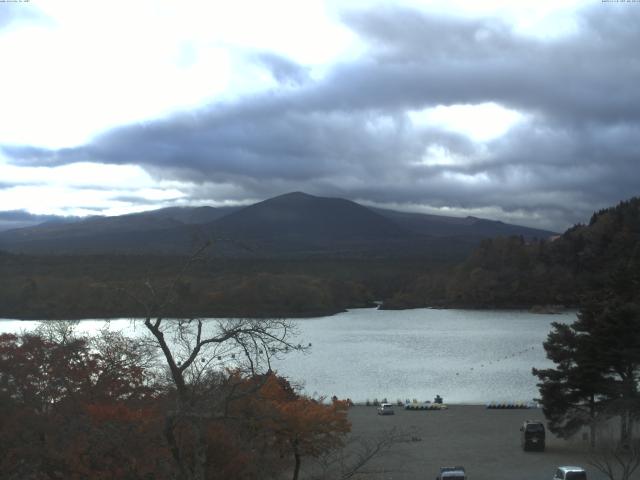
[0,247,404,480]
[0,253,444,319]
[385,197,640,309]
[532,242,640,480]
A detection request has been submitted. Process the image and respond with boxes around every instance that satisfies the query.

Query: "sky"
[0,0,639,232]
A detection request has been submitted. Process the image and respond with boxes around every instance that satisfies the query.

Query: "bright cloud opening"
[408,102,525,142]
[0,0,360,150]
[0,159,188,216]
[417,145,461,167]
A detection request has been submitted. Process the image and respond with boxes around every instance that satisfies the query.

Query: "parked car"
[552,466,587,480]
[520,420,546,451]
[377,403,395,415]
[436,466,466,480]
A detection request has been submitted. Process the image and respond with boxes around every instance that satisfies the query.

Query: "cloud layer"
[2,4,639,231]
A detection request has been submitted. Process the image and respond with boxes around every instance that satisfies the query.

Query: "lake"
[0,308,574,404]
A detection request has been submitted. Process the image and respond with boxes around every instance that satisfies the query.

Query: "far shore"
[1,303,578,322]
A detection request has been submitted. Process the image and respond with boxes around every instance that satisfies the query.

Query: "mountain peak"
[211,191,406,245]
[277,191,312,198]
[269,191,318,203]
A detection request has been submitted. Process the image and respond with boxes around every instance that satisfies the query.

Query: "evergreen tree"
[533,320,608,446]
[533,246,640,445]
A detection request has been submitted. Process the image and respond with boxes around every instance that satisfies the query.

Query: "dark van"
[520,420,545,451]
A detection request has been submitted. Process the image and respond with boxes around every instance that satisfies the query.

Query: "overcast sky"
[0,0,638,232]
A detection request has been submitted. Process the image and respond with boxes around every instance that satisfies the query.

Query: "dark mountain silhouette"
[208,192,409,254]
[213,192,404,239]
[0,211,81,232]
[372,208,553,240]
[140,205,241,224]
[0,207,235,254]
[0,192,555,256]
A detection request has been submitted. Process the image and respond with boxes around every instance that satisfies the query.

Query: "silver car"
[436,466,466,480]
[553,466,587,480]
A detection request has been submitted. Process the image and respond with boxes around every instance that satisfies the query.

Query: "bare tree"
[309,427,415,480]
[589,423,640,480]
[35,319,80,345]
[125,245,306,480]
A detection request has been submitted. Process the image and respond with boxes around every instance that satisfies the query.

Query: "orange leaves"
[271,395,351,456]
[235,372,352,458]
[1,332,352,479]
[0,332,169,480]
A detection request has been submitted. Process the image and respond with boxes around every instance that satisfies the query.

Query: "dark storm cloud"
[3,4,640,230]
[109,195,173,206]
[251,52,310,86]
[340,7,640,124]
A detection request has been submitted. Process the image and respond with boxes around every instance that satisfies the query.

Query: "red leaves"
[85,402,156,425]
[231,372,352,459]
[0,332,167,479]
[1,333,352,479]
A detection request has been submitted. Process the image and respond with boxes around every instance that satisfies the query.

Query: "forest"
[0,254,439,319]
[384,198,640,310]
[1,197,638,318]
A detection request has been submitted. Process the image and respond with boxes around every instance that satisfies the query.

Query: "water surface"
[0,308,574,403]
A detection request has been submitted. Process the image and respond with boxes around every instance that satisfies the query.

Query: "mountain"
[0,211,81,232]
[372,208,553,240]
[0,192,556,256]
[207,192,410,254]
[139,205,240,224]
[0,206,237,254]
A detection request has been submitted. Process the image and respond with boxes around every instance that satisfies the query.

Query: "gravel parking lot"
[340,405,608,480]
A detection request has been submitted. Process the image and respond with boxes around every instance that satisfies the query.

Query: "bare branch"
[309,427,414,480]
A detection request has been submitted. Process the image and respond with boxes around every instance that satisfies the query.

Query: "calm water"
[0,308,574,404]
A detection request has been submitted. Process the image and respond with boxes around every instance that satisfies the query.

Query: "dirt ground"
[332,405,611,480]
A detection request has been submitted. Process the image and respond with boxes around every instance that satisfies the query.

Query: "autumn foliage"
[0,332,164,479]
[0,331,351,479]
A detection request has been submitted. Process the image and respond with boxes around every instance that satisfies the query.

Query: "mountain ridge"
[0,192,556,256]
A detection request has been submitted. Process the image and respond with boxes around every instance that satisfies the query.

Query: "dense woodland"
[385,198,640,310]
[0,255,441,319]
[531,237,640,479]
[1,197,638,318]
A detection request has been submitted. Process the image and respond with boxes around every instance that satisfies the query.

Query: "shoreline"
[0,304,578,322]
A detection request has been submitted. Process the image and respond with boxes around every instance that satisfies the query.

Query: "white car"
[436,466,466,480]
[553,466,587,480]
[377,403,395,415]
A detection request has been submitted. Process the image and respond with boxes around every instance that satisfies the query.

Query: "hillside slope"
[0,192,555,256]
[384,197,640,309]
[373,208,553,240]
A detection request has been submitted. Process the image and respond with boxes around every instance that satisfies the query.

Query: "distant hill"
[0,192,556,256]
[383,197,640,309]
[0,211,80,232]
[208,192,410,254]
[140,205,241,224]
[0,206,240,254]
[373,208,552,240]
